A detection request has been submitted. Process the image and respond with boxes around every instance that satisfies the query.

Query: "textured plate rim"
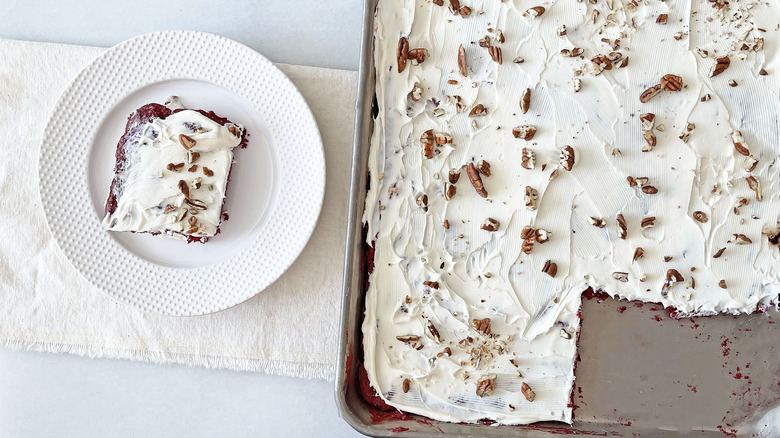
[37,30,325,316]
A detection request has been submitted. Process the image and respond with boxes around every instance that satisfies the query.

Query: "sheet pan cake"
[362,0,780,425]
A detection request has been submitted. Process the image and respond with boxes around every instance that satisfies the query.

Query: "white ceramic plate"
[38,31,325,316]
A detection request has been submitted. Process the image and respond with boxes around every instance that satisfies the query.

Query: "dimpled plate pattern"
[38,31,325,316]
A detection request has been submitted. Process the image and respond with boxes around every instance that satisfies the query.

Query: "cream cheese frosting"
[363,0,780,425]
[103,97,243,240]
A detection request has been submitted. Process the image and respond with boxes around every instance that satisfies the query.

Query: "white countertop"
[0,1,364,436]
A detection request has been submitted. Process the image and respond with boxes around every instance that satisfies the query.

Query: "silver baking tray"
[335,1,780,436]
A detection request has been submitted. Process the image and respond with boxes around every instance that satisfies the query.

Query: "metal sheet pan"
[335,1,780,436]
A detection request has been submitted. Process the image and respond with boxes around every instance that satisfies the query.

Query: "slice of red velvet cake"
[102,97,247,243]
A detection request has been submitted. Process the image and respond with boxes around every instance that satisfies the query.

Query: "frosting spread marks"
[363,0,780,425]
[103,97,244,242]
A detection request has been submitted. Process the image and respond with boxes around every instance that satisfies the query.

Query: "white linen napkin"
[0,38,356,380]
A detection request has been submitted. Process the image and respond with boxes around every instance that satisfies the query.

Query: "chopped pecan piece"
[178,134,196,150]
[679,123,695,142]
[710,56,730,77]
[633,247,644,262]
[184,198,207,210]
[692,211,708,223]
[521,148,535,170]
[488,45,503,64]
[520,88,531,114]
[729,234,752,244]
[616,214,627,240]
[416,194,429,211]
[408,48,429,65]
[425,320,443,343]
[666,268,684,283]
[434,132,453,145]
[640,113,656,151]
[467,162,488,198]
[458,44,467,76]
[410,82,423,101]
[520,226,535,239]
[448,168,460,184]
[661,74,683,91]
[227,125,241,137]
[481,218,500,231]
[469,104,487,117]
[421,129,434,159]
[477,160,491,177]
[560,145,575,171]
[177,180,190,199]
[397,37,409,73]
[438,347,452,357]
[744,155,758,172]
[525,186,538,210]
[612,272,629,282]
[473,318,492,335]
[445,183,457,200]
[476,374,496,397]
[746,176,762,201]
[521,382,536,402]
[591,55,612,74]
[542,260,558,277]
[454,95,466,113]
[524,6,545,18]
[521,226,536,254]
[512,125,536,141]
[534,228,551,244]
[731,131,750,156]
[661,269,684,296]
[521,239,535,254]
[639,84,663,103]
